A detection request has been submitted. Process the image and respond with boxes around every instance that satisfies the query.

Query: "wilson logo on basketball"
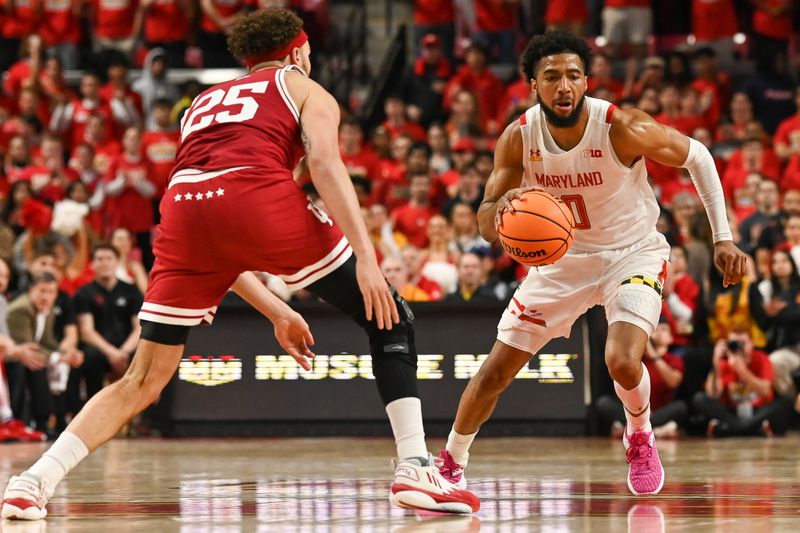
[500,240,546,259]
[583,149,602,158]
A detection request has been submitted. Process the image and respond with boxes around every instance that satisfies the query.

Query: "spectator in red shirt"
[691,0,737,66]
[587,53,624,101]
[39,0,82,69]
[663,245,701,348]
[99,53,144,140]
[371,134,412,212]
[496,68,534,126]
[340,117,381,183]
[412,0,455,61]
[39,56,75,107]
[445,42,502,134]
[402,34,452,127]
[602,0,652,60]
[140,98,178,203]
[545,0,587,35]
[199,0,246,66]
[751,0,793,60]
[3,35,44,103]
[103,127,156,267]
[401,244,443,301]
[136,0,194,68]
[89,0,139,55]
[470,0,519,65]
[596,319,687,438]
[695,325,793,436]
[691,47,731,133]
[773,86,800,162]
[383,96,427,142]
[0,0,39,72]
[722,136,781,199]
[381,254,432,302]
[77,114,122,177]
[3,134,32,185]
[391,173,438,249]
[51,75,109,151]
[445,90,486,143]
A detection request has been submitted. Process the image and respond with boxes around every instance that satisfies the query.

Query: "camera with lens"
[726,340,742,353]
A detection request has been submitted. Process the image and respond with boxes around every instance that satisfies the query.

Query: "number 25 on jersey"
[181,81,270,141]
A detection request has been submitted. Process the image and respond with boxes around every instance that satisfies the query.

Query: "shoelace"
[626,434,654,465]
[435,451,464,482]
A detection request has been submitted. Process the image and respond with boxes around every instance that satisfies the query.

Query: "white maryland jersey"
[519,96,660,252]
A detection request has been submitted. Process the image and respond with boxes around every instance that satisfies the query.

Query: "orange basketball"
[498,190,575,266]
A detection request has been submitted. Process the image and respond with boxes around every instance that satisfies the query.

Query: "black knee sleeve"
[368,294,419,405]
[140,320,190,345]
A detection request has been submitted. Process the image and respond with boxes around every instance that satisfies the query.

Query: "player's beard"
[539,95,586,128]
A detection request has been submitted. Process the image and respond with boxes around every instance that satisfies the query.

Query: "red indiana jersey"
[174,65,305,178]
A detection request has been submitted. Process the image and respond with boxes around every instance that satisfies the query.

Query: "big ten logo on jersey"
[307,201,333,226]
[180,81,269,141]
[455,353,577,383]
[255,354,444,380]
[582,149,602,158]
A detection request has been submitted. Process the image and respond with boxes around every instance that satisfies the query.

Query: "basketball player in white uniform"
[436,32,748,495]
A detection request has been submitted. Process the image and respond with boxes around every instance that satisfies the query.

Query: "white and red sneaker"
[623,429,665,496]
[1,474,49,520]
[435,449,467,489]
[390,454,480,514]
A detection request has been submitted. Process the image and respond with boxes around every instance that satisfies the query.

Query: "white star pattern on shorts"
[216,188,225,197]
[195,193,204,201]
[174,193,182,202]
[205,190,214,199]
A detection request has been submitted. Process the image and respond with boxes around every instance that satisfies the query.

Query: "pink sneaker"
[435,450,466,489]
[623,429,665,496]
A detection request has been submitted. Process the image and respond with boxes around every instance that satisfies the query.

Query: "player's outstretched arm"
[477,120,526,242]
[231,272,315,370]
[289,75,398,330]
[610,109,748,287]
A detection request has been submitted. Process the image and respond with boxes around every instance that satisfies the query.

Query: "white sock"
[385,397,428,460]
[446,427,477,466]
[24,432,89,492]
[614,364,652,436]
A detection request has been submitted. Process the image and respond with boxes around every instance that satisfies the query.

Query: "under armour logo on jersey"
[529,149,542,161]
[583,149,603,158]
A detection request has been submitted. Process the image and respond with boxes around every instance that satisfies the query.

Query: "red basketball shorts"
[139,166,351,326]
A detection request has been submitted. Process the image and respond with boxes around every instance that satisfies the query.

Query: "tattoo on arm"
[301,129,312,152]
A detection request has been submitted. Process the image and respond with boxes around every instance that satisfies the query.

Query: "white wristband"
[682,138,733,243]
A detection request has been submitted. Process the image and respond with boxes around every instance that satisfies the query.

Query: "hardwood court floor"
[1,436,799,532]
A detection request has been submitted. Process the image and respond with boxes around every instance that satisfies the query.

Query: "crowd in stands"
[0,0,798,440]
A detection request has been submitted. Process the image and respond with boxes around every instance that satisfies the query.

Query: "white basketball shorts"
[497,232,670,354]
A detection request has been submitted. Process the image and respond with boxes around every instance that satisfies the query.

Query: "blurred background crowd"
[0,0,799,441]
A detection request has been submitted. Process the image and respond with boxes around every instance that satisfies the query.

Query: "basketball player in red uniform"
[2,9,478,520]
[436,32,748,496]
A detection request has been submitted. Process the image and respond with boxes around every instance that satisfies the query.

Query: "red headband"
[243,29,308,68]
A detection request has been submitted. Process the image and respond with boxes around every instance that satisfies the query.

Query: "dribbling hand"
[273,311,315,371]
[356,259,399,330]
[713,241,748,288]
[494,186,544,232]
